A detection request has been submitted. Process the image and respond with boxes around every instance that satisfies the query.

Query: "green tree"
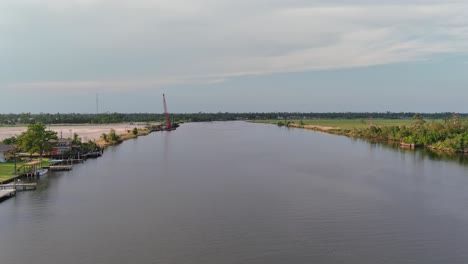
[101,133,108,142]
[5,145,20,173]
[2,136,17,145]
[17,123,58,160]
[81,140,98,152]
[72,133,82,145]
[413,114,426,129]
[132,127,139,136]
[108,129,121,142]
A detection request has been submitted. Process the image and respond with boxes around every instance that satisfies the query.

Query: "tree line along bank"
[277,115,468,153]
[1,112,467,125]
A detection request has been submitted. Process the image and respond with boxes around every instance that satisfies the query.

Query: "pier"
[48,165,73,171]
[1,182,37,191]
[0,189,16,200]
[0,182,36,202]
[0,180,38,203]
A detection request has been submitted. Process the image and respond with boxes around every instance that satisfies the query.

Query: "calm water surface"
[1,122,468,264]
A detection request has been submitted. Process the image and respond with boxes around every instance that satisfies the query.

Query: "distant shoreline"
[0,122,154,128]
[251,119,468,155]
[0,123,154,142]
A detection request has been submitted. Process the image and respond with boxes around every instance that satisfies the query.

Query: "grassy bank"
[0,162,19,182]
[252,119,420,129]
[94,128,151,148]
[0,159,55,182]
[251,117,468,154]
[0,127,153,182]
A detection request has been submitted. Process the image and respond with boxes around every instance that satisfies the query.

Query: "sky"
[1,0,468,113]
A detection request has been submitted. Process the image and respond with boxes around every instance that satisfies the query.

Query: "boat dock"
[0,189,16,200]
[48,165,73,171]
[0,182,37,202]
[16,160,44,177]
[1,183,37,191]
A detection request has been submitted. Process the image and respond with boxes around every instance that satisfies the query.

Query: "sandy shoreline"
[0,124,147,141]
[286,123,339,131]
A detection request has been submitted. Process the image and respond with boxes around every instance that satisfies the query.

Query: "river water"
[1,121,467,264]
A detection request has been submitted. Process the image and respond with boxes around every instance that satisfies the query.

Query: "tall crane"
[163,94,171,129]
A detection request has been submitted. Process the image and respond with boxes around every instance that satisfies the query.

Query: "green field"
[251,118,424,129]
[0,162,18,182]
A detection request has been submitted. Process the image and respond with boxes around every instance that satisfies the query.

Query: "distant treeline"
[0,112,467,125]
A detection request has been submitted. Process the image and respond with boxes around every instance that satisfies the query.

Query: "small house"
[0,144,14,163]
[50,138,73,155]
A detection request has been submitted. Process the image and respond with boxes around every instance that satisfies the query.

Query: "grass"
[0,162,18,182]
[95,129,151,147]
[0,159,54,182]
[251,118,431,129]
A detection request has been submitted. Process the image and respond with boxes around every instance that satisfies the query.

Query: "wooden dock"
[0,183,37,191]
[0,189,16,200]
[49,165,73,171]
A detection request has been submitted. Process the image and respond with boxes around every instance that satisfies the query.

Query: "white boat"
[36,168,48,176]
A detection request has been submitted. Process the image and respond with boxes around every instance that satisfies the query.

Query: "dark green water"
[1,121,467,264]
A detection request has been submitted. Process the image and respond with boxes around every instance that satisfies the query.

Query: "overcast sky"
[1,0,468,113]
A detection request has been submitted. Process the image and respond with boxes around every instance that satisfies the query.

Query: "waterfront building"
[0,144,13,163]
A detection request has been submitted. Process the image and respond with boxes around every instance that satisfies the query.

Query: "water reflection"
[354,137,468,165]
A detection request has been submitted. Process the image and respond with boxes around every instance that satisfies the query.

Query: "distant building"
[49,138,73,155]
[0,144,14,163]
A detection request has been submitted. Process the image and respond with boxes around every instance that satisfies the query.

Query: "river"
[1,121,467,264]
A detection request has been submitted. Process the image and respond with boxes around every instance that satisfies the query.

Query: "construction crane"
[163,94,171,129]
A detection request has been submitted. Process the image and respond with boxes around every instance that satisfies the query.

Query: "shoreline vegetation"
[0,159,55,183]
[1,112,467,181]
[0,123,164,183]
[251,115,468,154]
[94,127,152,148]
[1,112,467,126]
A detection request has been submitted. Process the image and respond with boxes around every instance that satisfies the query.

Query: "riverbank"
[0,159,55,183]
[0,126,158,183]
[94,128,151,148]
[0,123,151,142]
[251,118,468,154]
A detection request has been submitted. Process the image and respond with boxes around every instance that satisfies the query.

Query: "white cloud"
[1,0,468,91]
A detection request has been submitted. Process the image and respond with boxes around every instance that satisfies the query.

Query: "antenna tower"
[96,94,99,114]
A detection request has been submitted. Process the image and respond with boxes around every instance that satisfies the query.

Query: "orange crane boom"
[163,94,171,129]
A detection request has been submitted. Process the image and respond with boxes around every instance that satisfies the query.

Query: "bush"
[108,129,121,143]
[101,133,108,142]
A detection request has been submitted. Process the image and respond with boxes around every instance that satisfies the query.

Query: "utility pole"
[96,94,98,114]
